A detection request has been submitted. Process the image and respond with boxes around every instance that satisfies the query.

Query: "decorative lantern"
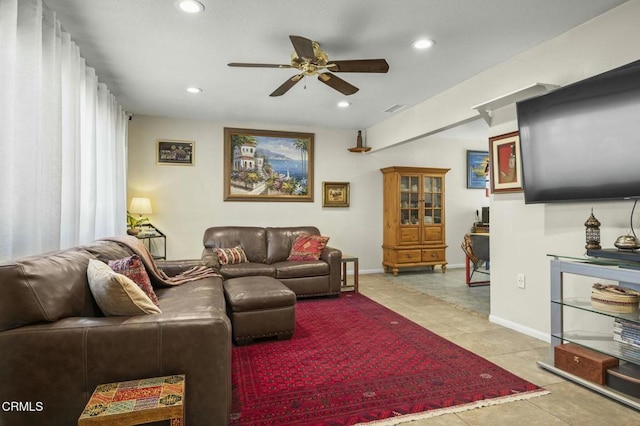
[585,209,601,250]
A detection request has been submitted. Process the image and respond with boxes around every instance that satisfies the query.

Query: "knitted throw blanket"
[101,235,221,287]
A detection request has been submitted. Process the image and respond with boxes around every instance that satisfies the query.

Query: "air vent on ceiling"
[384,104,407,113]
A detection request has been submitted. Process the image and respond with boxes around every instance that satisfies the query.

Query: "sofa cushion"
[273,260,330,279]
[87,260,161,316]
[108,255,160,307]
[203,226,267,263]
[287,233,330,261]
[214,245,248,265]
[0,248,97,332]
[266,226,321,263]
[219,263,276,280]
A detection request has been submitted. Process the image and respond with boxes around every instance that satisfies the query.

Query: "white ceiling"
[42,0,627,133]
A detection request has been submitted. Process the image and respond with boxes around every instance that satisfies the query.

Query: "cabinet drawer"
[422,249,445,262]
[397,250,421,263]
[400,227,420,243]
[554,343,618,385]
[424,226,442,243]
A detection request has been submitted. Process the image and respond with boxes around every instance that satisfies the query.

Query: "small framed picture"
[466,150,489,189]
[489,131,523,193]
[322,182,350,207]
[157,140,194,165]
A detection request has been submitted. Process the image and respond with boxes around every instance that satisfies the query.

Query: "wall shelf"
[472,83,560,125]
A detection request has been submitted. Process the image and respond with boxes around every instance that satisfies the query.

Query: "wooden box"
[607,362,640,398]
[554,343,619,385]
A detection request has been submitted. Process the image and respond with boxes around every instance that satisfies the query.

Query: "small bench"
[223,276,296,345]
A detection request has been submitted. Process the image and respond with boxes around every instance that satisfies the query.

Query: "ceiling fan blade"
[270,74,304,97]
[228,62,292,69]
[327,59,389,73]
[317,73,359,96]
[289,35,316,61]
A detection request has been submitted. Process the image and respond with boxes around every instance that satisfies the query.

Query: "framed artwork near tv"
[223,127,314,202]
[466,150,489,189]
[489,131,523,193]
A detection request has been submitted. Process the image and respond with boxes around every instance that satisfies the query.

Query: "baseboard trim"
[489,314,550,343]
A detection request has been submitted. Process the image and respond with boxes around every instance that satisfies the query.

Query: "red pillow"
[287,233,330,261]
[108,255,160,307]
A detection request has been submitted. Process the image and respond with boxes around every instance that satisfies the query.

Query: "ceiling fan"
[228,35,389,97]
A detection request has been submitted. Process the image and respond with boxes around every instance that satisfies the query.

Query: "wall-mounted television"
[517,59,640,204]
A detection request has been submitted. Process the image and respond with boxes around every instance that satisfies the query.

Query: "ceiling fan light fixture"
[178,0,205,13]
[337,101,350,108]
[413,39,435,50]
[186,87,202,93]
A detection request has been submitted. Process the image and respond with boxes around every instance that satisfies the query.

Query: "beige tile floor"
[356,268,640,425]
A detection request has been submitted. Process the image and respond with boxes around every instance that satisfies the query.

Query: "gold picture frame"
[489,131,523,193]
[223,127,314,202]
[157,140,194,165]
[322,182,350,207]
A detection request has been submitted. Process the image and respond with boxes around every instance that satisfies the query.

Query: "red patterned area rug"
[230,293,547,425]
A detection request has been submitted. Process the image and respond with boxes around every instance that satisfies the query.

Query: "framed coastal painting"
[322,182,350,207]
[466,150,489,189]
[223,128,314,202]
[489,131,523,193]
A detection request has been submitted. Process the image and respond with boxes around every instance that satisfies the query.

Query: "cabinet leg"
[392,268,399,276]
[441,264,447,273]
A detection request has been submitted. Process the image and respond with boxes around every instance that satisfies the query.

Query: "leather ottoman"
[223,276,296,345]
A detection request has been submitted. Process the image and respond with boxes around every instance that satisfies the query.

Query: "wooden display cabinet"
[381,166,449,276]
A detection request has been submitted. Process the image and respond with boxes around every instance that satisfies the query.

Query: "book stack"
[613,318,640,350]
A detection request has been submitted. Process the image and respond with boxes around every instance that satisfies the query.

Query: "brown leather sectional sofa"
[202,226,342,297]
[0,226,341,425]
[0,240,230,426]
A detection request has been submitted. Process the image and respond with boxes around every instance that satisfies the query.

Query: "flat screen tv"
[517,59,640,204]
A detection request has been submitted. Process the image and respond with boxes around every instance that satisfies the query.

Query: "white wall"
[127,118,488,272]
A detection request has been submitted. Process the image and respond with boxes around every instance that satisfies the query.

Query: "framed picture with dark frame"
[223,127,314,202]
[489,131,523,193]
[322,182,350,207]
[466,150,489,189]
[157,140,194,165]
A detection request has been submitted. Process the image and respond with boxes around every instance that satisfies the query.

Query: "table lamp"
[129,197,152,217]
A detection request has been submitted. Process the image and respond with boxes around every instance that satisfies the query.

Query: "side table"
[136,223,167,260]
[78,375,185,425]
[341,254,359,293]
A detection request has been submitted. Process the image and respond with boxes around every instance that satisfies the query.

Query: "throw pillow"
[287,233,330,261]
[214,245,248,265]
[87,259,162,316]
[108,254,160,307]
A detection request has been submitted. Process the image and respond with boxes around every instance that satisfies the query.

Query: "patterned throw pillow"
[287,233,330,261]
[87,260,161,316]
[108,255,160,307]
[214,245,248,265]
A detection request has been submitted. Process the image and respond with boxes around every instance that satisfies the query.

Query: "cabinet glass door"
[423,176,443,224]
[400,176,420,225]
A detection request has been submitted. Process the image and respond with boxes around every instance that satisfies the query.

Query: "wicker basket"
[591,283,640,313]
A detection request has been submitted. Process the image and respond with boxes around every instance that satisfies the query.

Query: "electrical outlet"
[517,273,526,289]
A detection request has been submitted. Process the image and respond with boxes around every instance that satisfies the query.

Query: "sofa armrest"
[321,246,342,294]
[156,258,217,277]
[201,247,221,269]
[0,313,231,426]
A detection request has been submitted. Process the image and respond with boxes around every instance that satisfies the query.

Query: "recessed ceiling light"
[413,39,435,49]
[178,0,205,13]
[337,101,350,108]
[186,87,202,93]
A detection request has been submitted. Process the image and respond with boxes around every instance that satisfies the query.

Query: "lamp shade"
[129,197,152,215]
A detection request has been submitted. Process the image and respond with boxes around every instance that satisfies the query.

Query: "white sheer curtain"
[0,0,128,261]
